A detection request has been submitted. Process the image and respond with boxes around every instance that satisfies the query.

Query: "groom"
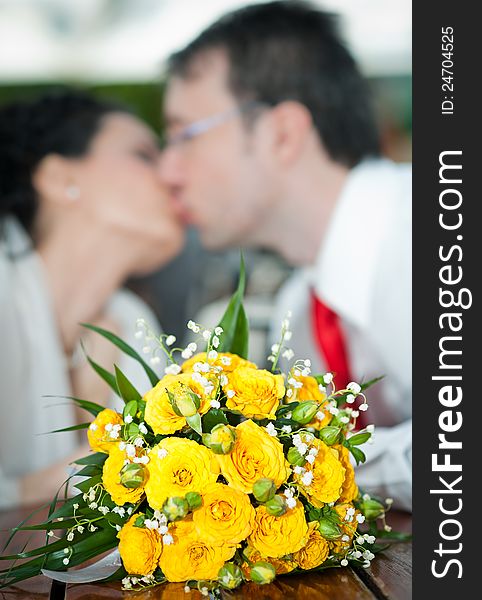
[158,1,412,511]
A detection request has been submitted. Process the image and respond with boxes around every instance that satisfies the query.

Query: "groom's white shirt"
[272,158,412,510]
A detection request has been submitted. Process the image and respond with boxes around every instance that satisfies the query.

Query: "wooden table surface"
[0,505,412,599]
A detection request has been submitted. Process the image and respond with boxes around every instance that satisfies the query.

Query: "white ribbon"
[41,548,121,583]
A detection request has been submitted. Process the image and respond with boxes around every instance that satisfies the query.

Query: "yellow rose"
[216,420,290,494]
[293,375,326,403]
[248,500,308,558]
[329,503,360,555]
[293,437,345,507]
[224,367,284,419]
[292,521,330,570]
[159,519,237,582]
[308,411,332,430]
[87,409,123,454]
[102,444,146,506]
[334,444,358,503]
[144,373,213,435]
[287,376,331,430]
[182,351,257,373]
[192,482,255,544]
[145,437,219,510]
[241,546,296,576]
[118,514,162,575]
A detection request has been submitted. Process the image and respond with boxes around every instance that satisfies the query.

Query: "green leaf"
[47,493,87,521]
[307,506,322,522]
[46,422,90,434]
[375,529,412,542]
[125,422,140,438]
[202,409,228,433]
[5,476,72,562]
[114,365,142,403]
[1,526,118,587]
[214,254,249,358]
[14,519,79,532]
[2,502,52,553]
[73,452,108,466]
[1,533,73,560]
[348,432,372,446]
[1,556,45,587]
[81,322,159,386]
[74,475,102,494]
[74,465,103,478]
[46,476,72,531]
[276,402,299,417]
[134,515,146,528]
[231,304,249,358]
[360,375,385,391]
[43,395,105,417]
[123,400,139,421]
[137,399,147,420]
[185,413,202,435]
[348,445,366,465]
[82,346,118,396]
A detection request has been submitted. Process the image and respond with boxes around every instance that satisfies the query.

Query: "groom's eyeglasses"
[160,100,268,150]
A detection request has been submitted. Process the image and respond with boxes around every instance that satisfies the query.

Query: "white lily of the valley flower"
[187,320,200,333]
[347,382,362,394]
[282,348,295,360]
[286,497,296,509]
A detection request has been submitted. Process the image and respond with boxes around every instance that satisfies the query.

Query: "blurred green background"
[0,79,412,160]
[0,76,411,161]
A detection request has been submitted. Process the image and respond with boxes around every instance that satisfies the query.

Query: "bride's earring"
[66,185,80,201]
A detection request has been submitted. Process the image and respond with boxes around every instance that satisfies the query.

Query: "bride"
[0,89,185,508]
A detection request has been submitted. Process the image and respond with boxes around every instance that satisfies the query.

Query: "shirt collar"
[306,158,402,329]
[1,216,33,259]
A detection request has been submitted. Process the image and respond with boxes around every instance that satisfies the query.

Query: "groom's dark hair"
[167,0,380,167]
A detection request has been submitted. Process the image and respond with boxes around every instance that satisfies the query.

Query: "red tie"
[310,291,367,429]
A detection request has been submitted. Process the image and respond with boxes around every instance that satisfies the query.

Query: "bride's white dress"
[0,217,164,508]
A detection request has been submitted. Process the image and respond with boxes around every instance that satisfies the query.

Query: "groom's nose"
[157,149,184,189]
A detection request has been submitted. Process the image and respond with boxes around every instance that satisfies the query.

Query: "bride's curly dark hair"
[0,88,124,235]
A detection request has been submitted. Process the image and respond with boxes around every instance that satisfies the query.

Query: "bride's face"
[59,112,185,273]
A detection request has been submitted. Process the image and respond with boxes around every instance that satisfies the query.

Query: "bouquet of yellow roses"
[1,259,399,595]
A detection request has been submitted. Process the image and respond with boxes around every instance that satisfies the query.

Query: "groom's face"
[159,50,276,250]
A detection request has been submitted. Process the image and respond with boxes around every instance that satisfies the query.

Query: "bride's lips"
[168,191,194,225]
